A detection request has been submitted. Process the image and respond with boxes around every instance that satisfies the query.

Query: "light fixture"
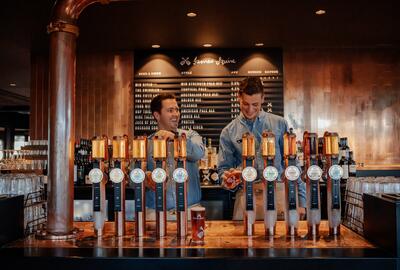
[255,43,264,47]
[203,43,212,47]
[315,9,326,15]
[187,12,197,18]
[9,83,16,87]
[151,44,160,48]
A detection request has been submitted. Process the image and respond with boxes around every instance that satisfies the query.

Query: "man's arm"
[217,128,239,179]
[185,129,205,162]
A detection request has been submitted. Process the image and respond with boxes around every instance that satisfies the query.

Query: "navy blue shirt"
[146,129,205,210]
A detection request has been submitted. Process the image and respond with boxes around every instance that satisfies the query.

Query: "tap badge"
[173,168,188,183]
[151,168,167,183]
[328,165,343,180]
[89,168,103,184]
[242,166,257,182]
[263,166,278,182]
[109,168,124,183]
[307,165,323,181]
[130,168,146,184]
[285,166,300,181]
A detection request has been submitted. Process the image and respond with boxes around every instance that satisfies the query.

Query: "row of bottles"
[199,138,220,185]
[297,136,356,182]
[74,139,93,185]
[338,138,357,179]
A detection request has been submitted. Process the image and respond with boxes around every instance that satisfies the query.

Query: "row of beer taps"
[88,134,188,239]
[86,129,343,240]
[241,129,343,237]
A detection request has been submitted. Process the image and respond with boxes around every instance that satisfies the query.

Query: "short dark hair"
[239,77,264,96]
[150,93,177,115]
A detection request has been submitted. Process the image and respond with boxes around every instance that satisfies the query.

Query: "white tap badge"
[151,168,167,183]
[130,168,146,184]
[307,165,323,181]
[328,165,343,180]
[88,168,103,184]
[173,168,188,183]
[109,168,124,183]
[285,165,300,181]
[242,166,257,182]
[263,166,278,182]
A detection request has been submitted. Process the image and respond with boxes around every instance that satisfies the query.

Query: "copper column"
[45,0,119,237]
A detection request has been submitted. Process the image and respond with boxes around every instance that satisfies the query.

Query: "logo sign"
[242,166,257,182]
[285,166,300,181]
[109,168,124,183]
[89,168,103,184]
[263,166,278,182]
[130,168,146,184]
[307,165,323,181]
[151,168,167,183]
[328,165,343,180]
[173,168,188,183]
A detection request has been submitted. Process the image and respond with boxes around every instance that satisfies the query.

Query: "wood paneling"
[284,48,400,166]
[29,54,49,140]
[75,52,133,139]
[29,52,133,141]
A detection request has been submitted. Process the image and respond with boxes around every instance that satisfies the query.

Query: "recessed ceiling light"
[9,83,16,87]
[187,12,197,18]
[255,43,264,47]
[315,9,326,15]
[203,43,212,47]
[151,44,160,48]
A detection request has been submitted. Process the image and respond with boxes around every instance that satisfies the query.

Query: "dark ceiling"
[0,0,399,107]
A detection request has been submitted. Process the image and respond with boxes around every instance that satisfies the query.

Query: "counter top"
[0,221,397,270]
[6,220,373,249]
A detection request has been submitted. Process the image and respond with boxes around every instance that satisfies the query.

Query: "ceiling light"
[187,12,197,18]
[315,9,326,15]
[203,43,212,47]
[151,44,160,48]
[255,43,264,47]
[9,83,16,87]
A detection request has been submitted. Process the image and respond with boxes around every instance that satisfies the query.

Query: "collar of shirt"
[238,109,265,133]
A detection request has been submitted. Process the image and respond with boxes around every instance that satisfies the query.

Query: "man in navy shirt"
[145,94,205,220]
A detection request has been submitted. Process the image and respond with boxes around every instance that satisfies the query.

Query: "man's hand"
[145,171,156,191]
[299,207,306,220]
[154,130,175,140]
[221,168,242,190]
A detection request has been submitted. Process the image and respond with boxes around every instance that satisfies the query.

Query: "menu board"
[133,49,283,147]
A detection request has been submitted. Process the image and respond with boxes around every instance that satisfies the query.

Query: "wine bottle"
[348,151,357,177]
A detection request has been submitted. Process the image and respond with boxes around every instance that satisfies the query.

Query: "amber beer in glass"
[191,206,206,244]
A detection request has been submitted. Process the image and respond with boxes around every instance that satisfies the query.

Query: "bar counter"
[0,220,397,270]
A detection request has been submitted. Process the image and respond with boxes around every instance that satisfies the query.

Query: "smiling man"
[217,77,306,220]
[145,94,205,220]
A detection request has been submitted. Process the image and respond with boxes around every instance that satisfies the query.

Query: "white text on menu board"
[180,56,236,66]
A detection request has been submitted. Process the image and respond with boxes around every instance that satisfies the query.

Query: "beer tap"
[109,135,129,237]
[283,128,301,237]
[324,132,343,236]
[241,132,257,236]
[130,136,148,238]
[303,132,322,237]
[88,135,108,237]
[261,131,278,237]
[152,136,168,238]
[173,134,189,238]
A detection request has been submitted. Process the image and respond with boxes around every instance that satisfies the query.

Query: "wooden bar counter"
[0,221,397,270]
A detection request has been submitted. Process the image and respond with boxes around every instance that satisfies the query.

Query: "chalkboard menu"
[134,49,283,147]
